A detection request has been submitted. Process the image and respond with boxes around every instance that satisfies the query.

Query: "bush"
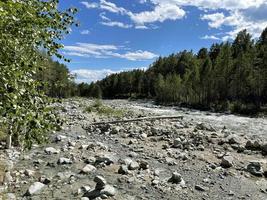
[85,100,125,117]
[230,101,260,115]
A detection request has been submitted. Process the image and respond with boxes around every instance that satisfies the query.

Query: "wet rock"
[247,162,263,177]
[25,182,46,196]
[57,157,72,165]
[44,147,60,155]
[221,156,234,168]
[81,164,96,174]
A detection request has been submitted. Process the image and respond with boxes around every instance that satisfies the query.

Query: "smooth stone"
[25,182,46,196]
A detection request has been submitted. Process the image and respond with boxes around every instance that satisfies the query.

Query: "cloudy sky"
[59,0,267,83]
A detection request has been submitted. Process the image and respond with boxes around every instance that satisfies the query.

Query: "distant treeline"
[44,28,267,115]
[79,28,267,114]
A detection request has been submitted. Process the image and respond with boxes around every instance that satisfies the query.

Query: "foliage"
[0,0,77,148]
[84,28,267,115]
[85,100,125,117]
[36,55,78,98]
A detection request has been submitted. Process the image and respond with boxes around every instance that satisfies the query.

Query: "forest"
[80,28,267,115]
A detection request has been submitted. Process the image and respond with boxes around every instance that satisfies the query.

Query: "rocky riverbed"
[0,98,267,200]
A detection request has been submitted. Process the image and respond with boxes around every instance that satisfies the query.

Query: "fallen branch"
[90,115,183,126]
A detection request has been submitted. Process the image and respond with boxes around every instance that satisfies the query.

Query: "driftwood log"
[90,115,183,126]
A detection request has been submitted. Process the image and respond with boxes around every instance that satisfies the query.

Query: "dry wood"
[90,115,183,126]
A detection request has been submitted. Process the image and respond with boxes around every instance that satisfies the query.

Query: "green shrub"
[85,100,125,117]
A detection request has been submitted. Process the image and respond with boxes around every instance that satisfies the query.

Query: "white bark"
[5,134,12,149]
[90,115,183,126]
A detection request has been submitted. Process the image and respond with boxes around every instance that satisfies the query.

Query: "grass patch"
[85,99,125,117]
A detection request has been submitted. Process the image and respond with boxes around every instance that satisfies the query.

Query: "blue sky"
[59,0,267,83]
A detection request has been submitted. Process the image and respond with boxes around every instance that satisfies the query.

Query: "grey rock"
[94,176,107,190]
[247,162,263,177]
[4,171,13,183]
[221,156,234,168]
[100,185,116,197]
[129,161,140,170]
[118,165,128,175]
[44,147,60,155]
[173,138,182,148]
[81,164,96,174]
[5,193,16,200]
[195,184,209,191]
[168,172,182,184]
[81,197,89,200]
[24,169,35,177]
[95,153,117,165]
[57,157,72,165]
[226,134,240,144]
[261,143,267,155]
[139,160,149,170]
[245,140,261,150]
[25,182,46,196]
[55,135,67,142]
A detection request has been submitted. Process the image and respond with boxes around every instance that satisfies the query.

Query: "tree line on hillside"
[80,28,267,115]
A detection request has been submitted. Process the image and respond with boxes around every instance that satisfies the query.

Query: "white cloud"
[80,1,98,9]
[81,0,186,28]
[64,43,158,61]
[99,0,129,14]
[101,21,132,28]
[135,25,149,29]
[71,69,118,83]
[200,35,221,40]
[71,67,147,83]
[80,0,267,39]
[150,0,266,11]
[201,13,225,28]
[129,3,185,25]
[80,30,91,35]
